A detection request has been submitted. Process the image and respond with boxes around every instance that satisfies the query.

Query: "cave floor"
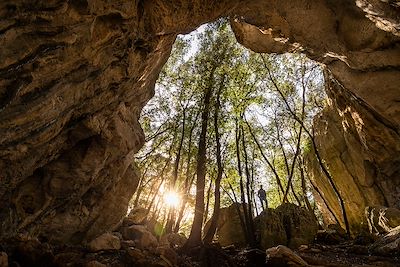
[1,237,399,267]
[295,243,400,267]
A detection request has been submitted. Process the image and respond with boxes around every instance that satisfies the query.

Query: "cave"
[0,0,399,266]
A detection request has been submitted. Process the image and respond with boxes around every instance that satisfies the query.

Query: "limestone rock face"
[1,0,399,244]
[306,74,400,234]
[0,0,241,243]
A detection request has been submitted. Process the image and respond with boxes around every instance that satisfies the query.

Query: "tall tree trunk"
[235,118,250,244]
[174,174,196,232]
[174,112,199,233]
[183,79,213,249]
[204,83,224,243]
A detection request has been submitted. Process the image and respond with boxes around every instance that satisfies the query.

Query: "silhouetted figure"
[257,185,268,211]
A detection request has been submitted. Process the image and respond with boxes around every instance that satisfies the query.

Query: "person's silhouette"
[257,185,268,210]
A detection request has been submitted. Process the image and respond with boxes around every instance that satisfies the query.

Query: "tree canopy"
[131,19,329,246]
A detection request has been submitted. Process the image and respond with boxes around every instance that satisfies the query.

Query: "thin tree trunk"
[307,167,341,225]
[203,179,213,225]
[245,119,285,196]
[204,82,224,243]
[165,109,187,233]
[299,161,313,212]
[133,171,147,207]
[241,125,257,247]
[282,125,303,203]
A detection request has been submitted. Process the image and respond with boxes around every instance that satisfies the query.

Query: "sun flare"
[163,191,181,208]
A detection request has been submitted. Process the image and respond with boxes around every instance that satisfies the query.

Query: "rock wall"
[307,74,400,233]
[0,0,399,243]
[0,0,241,243]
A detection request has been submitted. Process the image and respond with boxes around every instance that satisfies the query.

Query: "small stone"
[298,245,308,251]
[121,240,136,249]
[87,233,121,252]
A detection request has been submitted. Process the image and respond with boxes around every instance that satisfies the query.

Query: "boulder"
[122,225,158,249]
[266,245,309,267]
[254,209,287,249]
[121,240,136,249]
[378,207,400,233]
[124,207,149,226]
[276,204,318,249]
[216,204,317,249]
[87,233,121,252]
[0,252,7,267]
[366,206,400,234]
[214,203,248,247]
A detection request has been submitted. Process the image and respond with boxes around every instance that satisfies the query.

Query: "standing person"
[257,185,268,210]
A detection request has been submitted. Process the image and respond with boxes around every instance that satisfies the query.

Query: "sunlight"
[164,191,181,208]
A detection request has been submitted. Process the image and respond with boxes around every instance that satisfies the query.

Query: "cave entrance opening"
[129,19,338,248]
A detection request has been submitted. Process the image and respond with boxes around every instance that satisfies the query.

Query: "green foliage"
[132,20,328,233]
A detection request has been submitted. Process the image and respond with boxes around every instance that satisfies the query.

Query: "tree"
[134,19,331,248]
